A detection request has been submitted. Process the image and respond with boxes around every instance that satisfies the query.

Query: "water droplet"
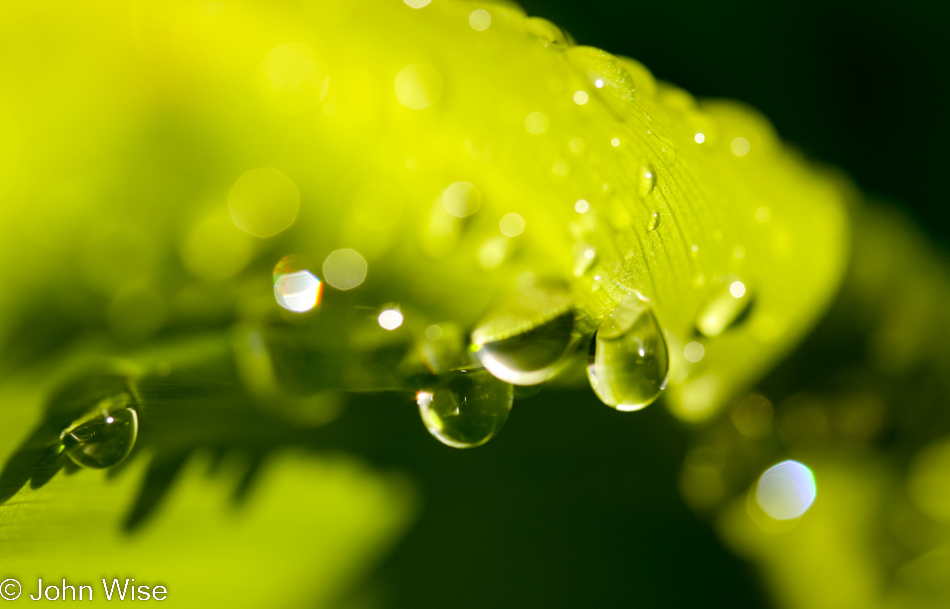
[61,408,139,469]
[574,199,590,213]
[417,370,513,448]
[587,293,669,411]
[638,166,657,196]
[471,283,577,385]
[647,211,660,231]
[657,135,677,163]
[695,279,753,337]
[525,17,571,49]
[573,243,596,277]
[565,46,635,105]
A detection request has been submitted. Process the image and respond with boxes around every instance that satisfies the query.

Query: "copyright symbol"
[0,579,21,601]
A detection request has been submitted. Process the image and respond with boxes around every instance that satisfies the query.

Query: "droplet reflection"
[417,370,513,448]
[61,408,139,469]
[587,293,669,411]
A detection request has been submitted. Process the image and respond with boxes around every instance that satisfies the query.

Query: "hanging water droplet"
[695,278,754,337]
[60,408,139,469]
[587,293,669,411]
[471,282,577,385]
[647,211,660,231]
[417,369,513,448]
[638,166,656,196]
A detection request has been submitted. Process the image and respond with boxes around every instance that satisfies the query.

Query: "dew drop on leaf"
[587,293,669,411]
[572,243,597,277]
[61,408,139,469]
[638,165,657,197]
[695,278,754,337]
[524,17,571,49]
[417,370,513,448]
[471,282,577,385]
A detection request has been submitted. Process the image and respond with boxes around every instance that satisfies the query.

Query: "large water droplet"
[587,294,669,411]
[471,283,577,385]
[61,408,139,469]
[696,278,753,337]
[417,370,513,448]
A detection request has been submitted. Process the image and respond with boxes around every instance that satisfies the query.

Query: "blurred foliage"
[0,1,947,608]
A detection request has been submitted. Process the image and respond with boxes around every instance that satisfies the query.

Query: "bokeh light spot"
[395,64,443,110]
[323,248,368,290]
[756,460,817,520]
[731,137,751,156]
[499,212,525,237]
[443,182,481,218]
[469,9,491,31]
[525,112,548,135]
[684,341,705,363]
[259,44,329,114]
[274,270,323,313]
[378,307,404,330]
[229,168,300,238]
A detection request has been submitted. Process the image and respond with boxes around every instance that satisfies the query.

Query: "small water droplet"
[587,293,669,411]
[573,243,597,277]
[417,369,513,448]
[525,17,571,49]
[61,408,139,469]
[565,46,635,105]
[471,283,577,385]
[695,279,754,337]
[654,133,677,164]
[647,211,660,231]
[638,166,657,197]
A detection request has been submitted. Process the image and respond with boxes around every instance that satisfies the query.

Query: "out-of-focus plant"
[0,1,945,607]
